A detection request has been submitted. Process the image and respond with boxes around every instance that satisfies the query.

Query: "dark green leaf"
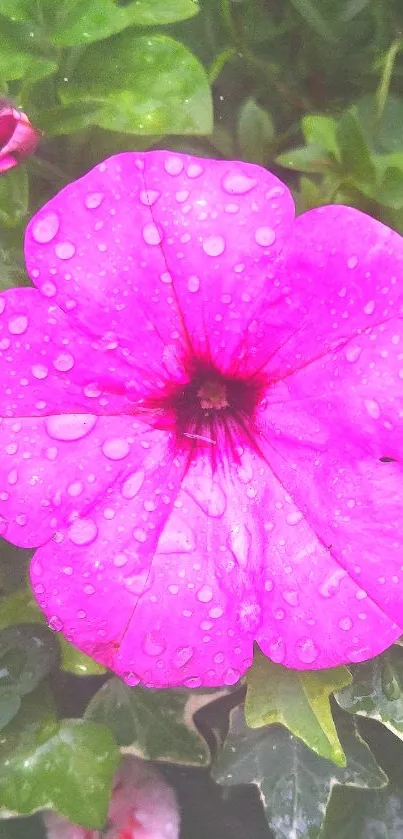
[0,624,58,699]
[276,144,336,173]
[378,167,403,209]
[0,689,119,827]
[0,168,29,228]
[335,649,403,740]
[212,707,387,839]
[85,677,216,766]
[321,782,403,839]
[245,653,351,765]
[237,98,275,164]
[336,109,376,184]
[59,33,212,135]
[0,18,57,83]
[0,813,45,838]
[289,0,336,41]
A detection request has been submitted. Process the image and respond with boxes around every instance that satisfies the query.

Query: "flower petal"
[140,151,294,371]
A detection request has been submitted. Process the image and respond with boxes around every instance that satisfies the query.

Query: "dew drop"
[32,212,60,243]
[186,477,227,517]
[196,585,213,603]
[164,156,184,176]
[223,668,241,685]
[46,414,97,441]
[364,300,375,315]
[139,189,160,206]
[255,226,276,247]
[187,163,203,178]
[222,172,256,194]
[85,192,104,209]
[143,633,166,656]
[67,480,84,497]
[55,242,76,260]
[187,275,200,293]
[53,352,75,372]
[345,344,362,363]
[41,281,57,298]
[48,616,63,632]
[268,636,286,663]
[121,470,145,499]
[68,517,98,546]
[173,646,194,668]
[31,364,48,379]
[364,398,381,419]
[319,569,346,598]
[143,223,162,246]
[339,617,353,631]
[296,637,319,664]
[202,236,225,257]
[158,519,195,554]
[8,315,28,335]
[286,510,303,526]
[184,676,202,688]
[102,437,130,460]
[124,671,141,687]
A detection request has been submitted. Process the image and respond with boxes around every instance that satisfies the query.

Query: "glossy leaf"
[59,33,212,135]
[0,624,58,698]
[85,677,215,765]
[0,18,57,83]
[302,115,339,156]
[245,653,351,765]
[212,707,387,839]
[335,649,403,741]
[0,689,120,827]
[0,589,105,676]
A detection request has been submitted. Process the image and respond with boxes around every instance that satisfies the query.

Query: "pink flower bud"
[0,100,40,174]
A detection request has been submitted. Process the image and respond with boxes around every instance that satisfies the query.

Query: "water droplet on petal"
[229,524,251,567]
[296,637,319,664]
[223,667,240,685]
[164,156,184,176]
[319,568,346,598]
[139,189,160,206]
[202,236,225,257]
[158,518,195,554]
[187,476,227,517]
[364,300,375,315]
[102,437,130,460]
[85,192,104,209]
[143,223,162,246]
[46,414,97,441]
[339,617,353,631]
[31,363,48,379]
[68,518,98,546]
[48,616,63,632]
[222,172,256,194]
[286,511,303,526]
[196,585,213,603]
[364,398,381,419]
[53,352,75,372]
[143,633,166,656]
[55,242,76,260]
[8,315,28,335]
[32,212,59,243]
[187,275,200,293]
[121,470,145,499]
[345,345,362,363]
[255,226,276,247]
[67,480,84,497]
[268,636,286,663]
[173,646,194,668]
[124,671,141,687]
[184,676,202,688]
[187,163,203,178]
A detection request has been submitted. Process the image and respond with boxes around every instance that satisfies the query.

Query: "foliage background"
[1,1,403,836]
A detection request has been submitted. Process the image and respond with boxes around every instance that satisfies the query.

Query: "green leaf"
[237,98,275,165]
[0,589,105,676]
[0,17,57,83]
[0,624,58,699]
[0,168,29,228]
[289,0,336,41]
[85,677,216,766]
[335,649,403,741]
[34,102,104,136]
[212,707,387,839]
[59,33,212,135]
[0,0,200,46]
[321,782,403,839]
[297,176,324,212]
[245,653,351,765]
[276,144,336,173]
[336,109,376,184]
[0,690,120,827]
[378,166,403,209]
[302,115,339,155]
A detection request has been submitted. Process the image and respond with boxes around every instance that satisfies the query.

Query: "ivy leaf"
[0,689,120,827]
[321,783,403,839]
[85,677,219,766]
[335,648,403,741]
[59,33,213,135]
[0,588,105,677]
[0,624,58,730]
[212,707,387,839]
[245,652,351,765]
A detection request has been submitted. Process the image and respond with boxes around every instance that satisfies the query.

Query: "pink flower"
[43,756,180,838]
[0,151,402,687]
[0,100,40,174]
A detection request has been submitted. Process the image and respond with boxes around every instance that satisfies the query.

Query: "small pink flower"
[0,100,40,174]
[43,757,180,838]
[0,151,402,687]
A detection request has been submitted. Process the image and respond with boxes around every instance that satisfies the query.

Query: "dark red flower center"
[144,359,267,461]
